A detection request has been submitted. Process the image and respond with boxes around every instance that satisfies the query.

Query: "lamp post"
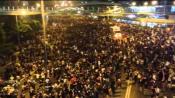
[36,3,41,11]
[151,1,158,6]
[131,2,136,6]
[144,2,148,6]
[41,0,48,66]
[16,0,20,46]
[15,15,20,45]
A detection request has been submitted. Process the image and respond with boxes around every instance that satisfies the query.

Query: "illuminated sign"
[130,6,156,13]
[171,6,175,12]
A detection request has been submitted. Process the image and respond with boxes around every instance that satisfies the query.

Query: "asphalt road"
[112,83,148,98]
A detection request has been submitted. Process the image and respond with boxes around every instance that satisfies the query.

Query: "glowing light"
[45,41,48,45]
[127,14,136,19]
[80,7,84,10]
[114,6,120,10]
[141,22,146,26]
[173,1,175,5]
[93,16,98,19]
[61,1,65,7]
[19,9,27,15]
[54,4,59,7]
[23,3,26,6]
[77,11,81,14]
[68,1,71,3]
[144,2,148,6]
[64,3,68,7]
[36,3,40,8]
[68,1,73,6]
[31,7,35,11]
[152,1,158,5]
[131,2,136,6]
[113,33,122,40]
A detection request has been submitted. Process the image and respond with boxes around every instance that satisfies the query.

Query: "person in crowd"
[0,16,175,98]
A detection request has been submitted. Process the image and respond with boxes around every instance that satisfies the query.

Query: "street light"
[21,9,27,16]
[80,7,84,10]
[113,33,122,40]
[77,10,81,14]
[68,1,72,4]
[23,3,26,6]
[54,4,59,7]
[68,1,73,6]
[64,3,68,7]
[114,6,119,10]
[152,1,158,5]
[144,2,148,6]
[36,3,41,8]
[131,2,136,6]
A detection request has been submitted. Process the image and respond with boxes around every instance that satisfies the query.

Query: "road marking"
[125,85,129,98]
[128,85,132,98]
[125,81,132,98]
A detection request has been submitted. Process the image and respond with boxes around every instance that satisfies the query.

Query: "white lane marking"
[125,81,132,98]
[127,85,132,98]
[125,82,129,98]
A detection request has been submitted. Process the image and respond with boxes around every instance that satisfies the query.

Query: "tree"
[16,16,32,33]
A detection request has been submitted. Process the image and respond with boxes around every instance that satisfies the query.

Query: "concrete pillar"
[7,6,10,11]
[97,7,100,13]
[12,6,15,11]
[2,6,5,11]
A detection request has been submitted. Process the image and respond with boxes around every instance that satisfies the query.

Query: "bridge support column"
[7,6,10,11]
[12,6,15,11]
[2,6,5,11]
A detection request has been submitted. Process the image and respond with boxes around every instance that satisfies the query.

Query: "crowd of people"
[119,22,175,97]
[0,15,175,98]
[0,16,122,98]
